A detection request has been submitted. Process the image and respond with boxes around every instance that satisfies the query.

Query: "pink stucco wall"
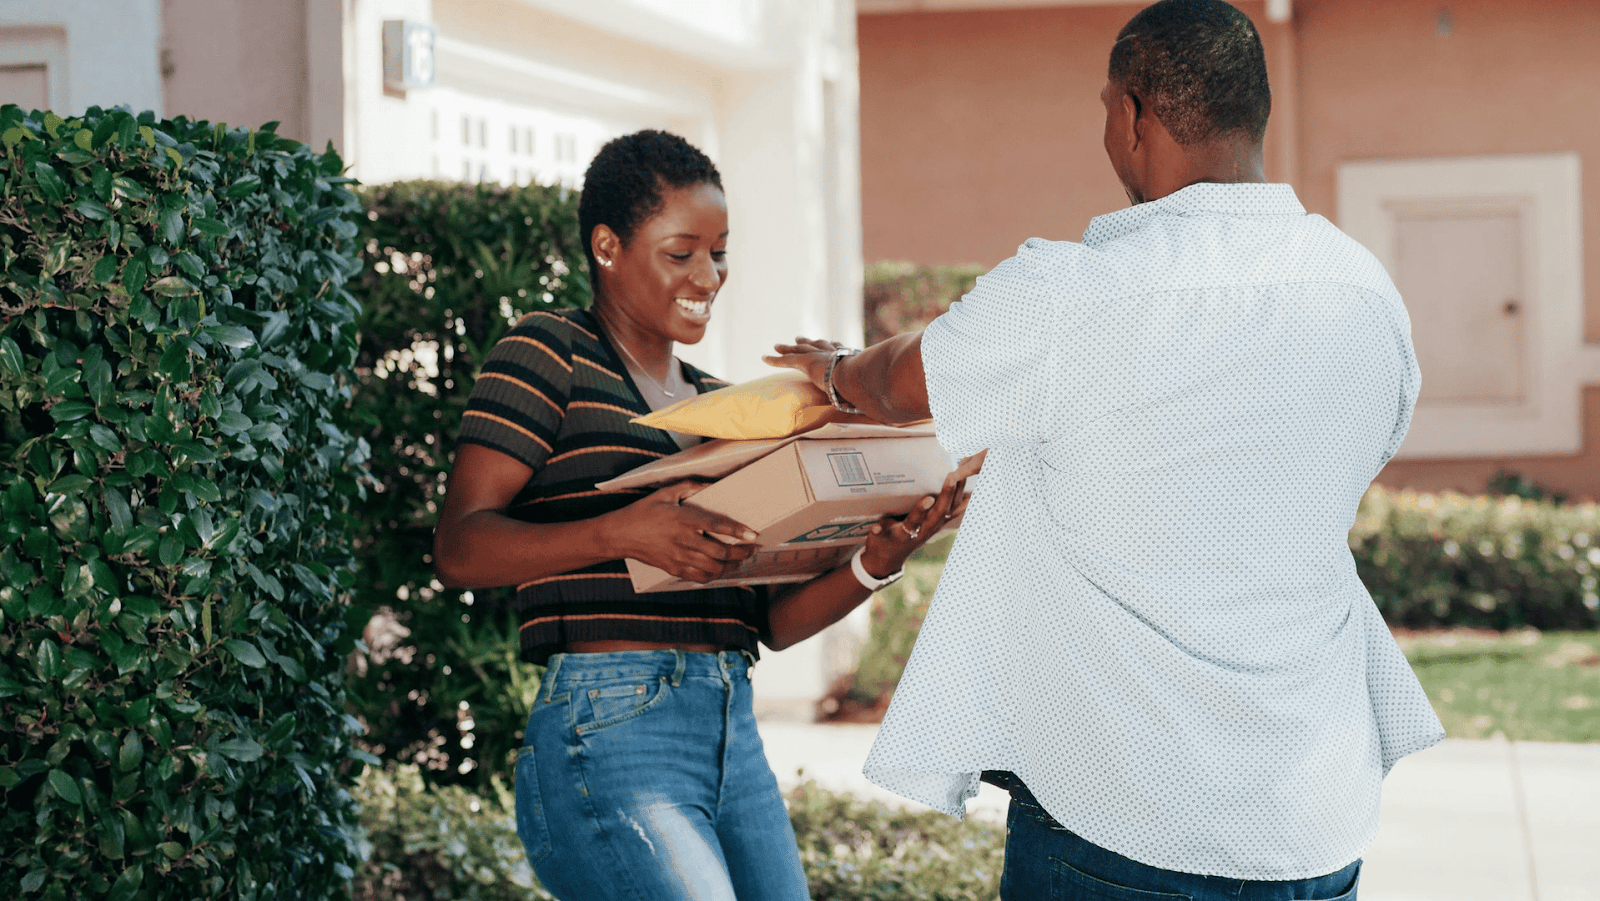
[160,0,310,141]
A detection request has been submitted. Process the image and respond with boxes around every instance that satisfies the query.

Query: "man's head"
[1102,0,1270,204]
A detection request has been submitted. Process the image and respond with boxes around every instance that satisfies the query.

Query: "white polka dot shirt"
[863,183,1445,880]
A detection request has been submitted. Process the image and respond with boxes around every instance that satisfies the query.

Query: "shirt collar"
[1083,182,1306,247]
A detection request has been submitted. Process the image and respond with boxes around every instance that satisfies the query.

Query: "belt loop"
[541,654,564,703]
[670,649,685,687]
[740,649,756,675]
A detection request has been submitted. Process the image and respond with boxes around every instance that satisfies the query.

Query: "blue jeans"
[1000,779,1361,901]
[515,650,810,901]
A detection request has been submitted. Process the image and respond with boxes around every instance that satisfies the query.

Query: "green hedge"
[343,181,589,790]
[351,767,1004,901]
[1353,485,1600,629]
[862,261,985,345]
[0,107,367,900]
[353,764,551,901]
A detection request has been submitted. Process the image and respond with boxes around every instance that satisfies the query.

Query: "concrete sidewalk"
[756,722,1600,901]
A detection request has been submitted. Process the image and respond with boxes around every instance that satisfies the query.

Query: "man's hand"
[764,331,932,425]
[763,337,848,394]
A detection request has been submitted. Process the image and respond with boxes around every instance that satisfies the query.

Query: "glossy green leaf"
[158,533,184,566]
[49,400,94,421]
[215,737,264,762]
[102,488,133,533]
[32,161,66,204]
[151,275,197,297]
[204,325,255,348]
[48,768,83,804]
[159,207,185,245]
[73,198,112,220]
[223,639,268,668]
[91,254,120,283]
[118,732,144,771]
[0,335,23,378]
[192,217,230,237]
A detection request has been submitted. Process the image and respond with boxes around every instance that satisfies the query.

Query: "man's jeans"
[515,650,809,901]
[999,778,1361,900]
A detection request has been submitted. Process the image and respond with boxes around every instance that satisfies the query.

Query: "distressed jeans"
[515,650,810,901]
[999,776,1362,901]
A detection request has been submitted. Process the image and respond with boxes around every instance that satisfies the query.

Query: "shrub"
[0,106,368,899]
[349,770,1004,901]
[352,763,552,901]
[1352,485,1600,629]
[787,780,1006,901]
[343,181,589,790]
[862,261,986,345]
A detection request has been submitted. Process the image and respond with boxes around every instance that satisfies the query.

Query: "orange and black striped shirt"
[457,307,770,664]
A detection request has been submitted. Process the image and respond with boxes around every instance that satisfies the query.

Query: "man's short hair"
[1108,0,1271,146]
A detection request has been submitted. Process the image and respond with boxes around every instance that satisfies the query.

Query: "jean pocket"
[573,676,671,736]
[514,746,553,866]
[1315,863,1360,901]
[1051,858,1192,901]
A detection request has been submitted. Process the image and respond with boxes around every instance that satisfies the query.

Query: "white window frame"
[1338,153,1584,458]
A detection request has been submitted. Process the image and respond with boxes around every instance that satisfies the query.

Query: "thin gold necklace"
[612,335,681,398]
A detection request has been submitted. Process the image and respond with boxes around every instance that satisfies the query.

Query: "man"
[764,0,1443,897]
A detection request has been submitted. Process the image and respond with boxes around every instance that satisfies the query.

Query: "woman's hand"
[763,458,975,650]
[601,481,760,584]
[762,336,847,393]
[855,461,973,580]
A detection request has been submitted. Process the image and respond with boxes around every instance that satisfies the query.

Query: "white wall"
[0,0,163,115]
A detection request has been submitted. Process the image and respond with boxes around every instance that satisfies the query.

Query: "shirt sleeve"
[1378,297,1421,466]
[457,314,574,471]
[921,239,1070,457]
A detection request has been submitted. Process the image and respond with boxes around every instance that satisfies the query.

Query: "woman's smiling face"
[595,181,729,348]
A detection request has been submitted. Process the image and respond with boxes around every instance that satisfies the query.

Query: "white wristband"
[850,546,904,591]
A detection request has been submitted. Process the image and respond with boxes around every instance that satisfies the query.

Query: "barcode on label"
[827,452,872,487]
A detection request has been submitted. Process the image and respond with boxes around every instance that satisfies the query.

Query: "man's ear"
[592,224,621,269]
[1122,91,1146,151]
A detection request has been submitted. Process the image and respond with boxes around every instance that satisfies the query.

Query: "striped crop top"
[456,307,770,665]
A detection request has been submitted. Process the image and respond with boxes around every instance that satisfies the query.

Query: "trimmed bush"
[862,261,986,345]
[1353,485,1600,629]
[0,107,367,899]
[788,780,1005,901]
[344,181,588,790]
[349,770,1005,901]
[352,763,552,901]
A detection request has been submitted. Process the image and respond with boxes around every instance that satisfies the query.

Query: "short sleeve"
[921,239,1068,456]
[458,314,575,471]
[1379,298,1421,466]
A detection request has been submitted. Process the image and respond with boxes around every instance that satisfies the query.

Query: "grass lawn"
[1397,629,1600,743]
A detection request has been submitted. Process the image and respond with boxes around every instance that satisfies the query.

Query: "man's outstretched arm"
[764,330,931,426]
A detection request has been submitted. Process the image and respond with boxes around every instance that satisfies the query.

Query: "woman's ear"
[591,224,621,270]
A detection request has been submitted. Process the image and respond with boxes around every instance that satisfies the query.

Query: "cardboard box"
[596,424,957,593]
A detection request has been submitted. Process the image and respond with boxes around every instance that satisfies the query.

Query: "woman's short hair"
[1108,0,1271,146]
[578,130,723,287]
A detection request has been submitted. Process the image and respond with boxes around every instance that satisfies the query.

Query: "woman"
[432,130,967,901]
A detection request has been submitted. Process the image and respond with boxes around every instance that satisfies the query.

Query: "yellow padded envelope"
[633,369,868,439]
